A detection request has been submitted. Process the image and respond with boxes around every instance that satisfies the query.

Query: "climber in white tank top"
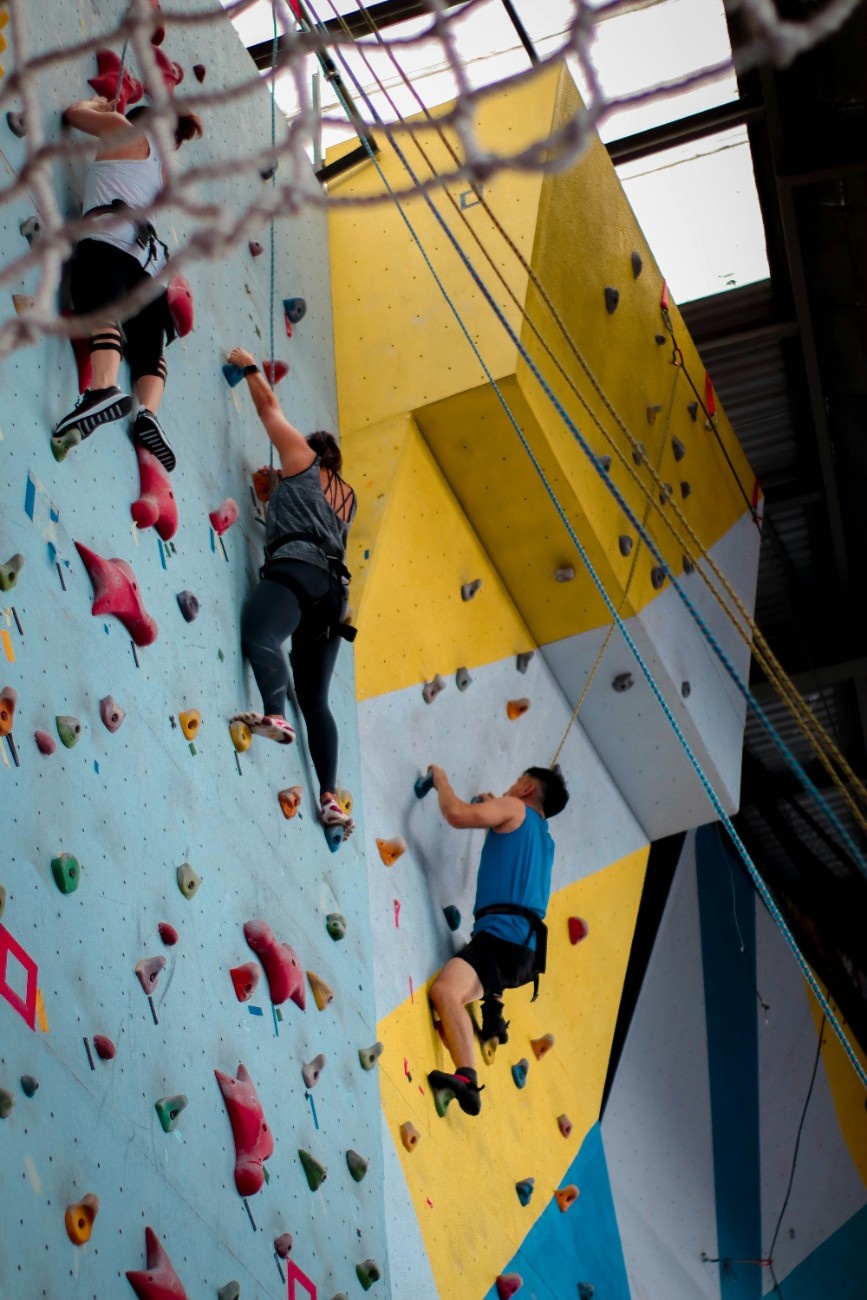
[52,95,203,471]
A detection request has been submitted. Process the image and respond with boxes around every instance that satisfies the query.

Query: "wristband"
[242,364,259,377]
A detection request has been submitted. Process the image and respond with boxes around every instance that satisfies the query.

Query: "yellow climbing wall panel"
[350,413,535,700]
[0,4,9,79]
[809,986,867,1189]
[376,848,648,1298]
[332,62,759,672]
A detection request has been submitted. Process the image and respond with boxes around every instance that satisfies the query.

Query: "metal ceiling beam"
[247,0,468,67]
[606,97,765,166]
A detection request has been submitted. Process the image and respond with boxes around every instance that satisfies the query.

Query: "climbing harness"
[474,904,548,1001]
[260,533,356,642]
[82,199,169,270]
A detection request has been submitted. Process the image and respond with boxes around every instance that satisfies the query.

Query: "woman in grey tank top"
[227,347,358,848]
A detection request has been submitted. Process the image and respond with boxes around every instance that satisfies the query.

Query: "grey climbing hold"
[515,651,534,673]
[346,1149,369,1182]
[604,286,619,314]
[554,566,575,583]
[681,481,692,499]
[356,1260,382,1291]
[682,555,695,575]
[455,666,472,691]
[515,1177,534,1205]
[20,1075,39,1097]
[6,111,26,138]
[687,401,698,421]
[646,404,662,425]
[414,769,434,798]
[135,955,166,994]
[260,163,277,180]
[672,436,686,462]
[630,251,642,278]
[681,681,691,699]
[99,695,125,733]
[578,1285,596,1300]
[0,552,24,591]
[176,590,200,622]
[176,863,201,898]
[359,1042,384,1070]
[658,482,673,505]
[422,673,446,704]
[0,1089,15,1118]
[55,715,82,748]
[283,296,307,325]
[618,535,633,557]
[596,454,611,473]
[302,1054,326,1089]
[612,672,633,692]
[461,579,482,601]
[442,905,460,931]
[298,1148,327,1191]
[217,1284,240,1300]
[326,912,347,941]
[654,333,666,345]
[632,442,646,466]
[19,216,41,246]
[650,565,666,590]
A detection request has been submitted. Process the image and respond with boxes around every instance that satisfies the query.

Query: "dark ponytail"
[307,431,342,473]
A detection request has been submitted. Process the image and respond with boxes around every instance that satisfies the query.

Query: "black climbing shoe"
[480,997,510,1045]
[428,1069,483,1117]
[133,407,176,472]
[53,386,132,439]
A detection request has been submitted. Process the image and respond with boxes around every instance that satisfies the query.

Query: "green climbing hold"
[20,1075,39,1098]
[217,1283,240,1300]
[346,1149,369,1182]
[355,1259,382,1291]
[298,1148,327,1191]
[51,428,83,462]
[154,1094,188,1133]
[358,1042,384,1071]
[0,553,24,592]
[0,1088,14,1118]
[326,912,347,941]
[176,862,201,898]
[431,1084,455,1118]
[55,715,82,748]
[51,852,81,894]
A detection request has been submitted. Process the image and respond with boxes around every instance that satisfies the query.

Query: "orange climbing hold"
[376,836,406,867]
[555,1184,580,1212]
[178,709,200,741]
[65,1193,99,1245]
[126,1226,189,1300]
[506,698,530,720]
[278,786,302,819]
[307,970,334,1011]
[530,1033,555,1060]
[400,1121,419,1152]
[0,686,16,736]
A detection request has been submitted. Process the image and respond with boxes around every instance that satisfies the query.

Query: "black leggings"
[241,559,344,795]
[71,239,170,382]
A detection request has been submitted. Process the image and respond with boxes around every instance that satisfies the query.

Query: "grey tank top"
[265,458,355,579]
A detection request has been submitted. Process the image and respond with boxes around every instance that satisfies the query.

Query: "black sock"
[455,1066,478,1085]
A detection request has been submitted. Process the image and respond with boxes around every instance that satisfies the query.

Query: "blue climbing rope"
[312,7,867,1089]
[267,1,279,469]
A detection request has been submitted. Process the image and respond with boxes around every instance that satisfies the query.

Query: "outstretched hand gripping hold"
[414,768,434,799]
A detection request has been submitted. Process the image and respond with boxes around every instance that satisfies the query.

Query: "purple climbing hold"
[99,695,126,732]
[301,1053,326,1089]
[135,955,166,994]
[176,590,200,622]
[604,286,619,314]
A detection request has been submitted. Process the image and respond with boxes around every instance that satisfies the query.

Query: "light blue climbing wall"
[0,3,389,1296]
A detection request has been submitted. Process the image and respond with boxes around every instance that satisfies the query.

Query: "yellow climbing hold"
[228,719,252,752]
[179,709,201,741]
[335,787,353,815]
[307,970,334,1011]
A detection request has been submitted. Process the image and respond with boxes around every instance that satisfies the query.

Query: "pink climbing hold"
[87,50,143,114]
[209,499,239,536]
[243,920,306,1009]
[166,274,193,338]
[34,730,56,755]
[249,240,264,258]
[262,359,288,386]
[100,695,126,733]
[149,46,184,95]
[230,962,261,1003]
[130,445,178,541]
[93,1034,116,1060]
[568,916,589,945]
[274,1232,293,1259]
[496,1275,524,1299]
[135,955,166,994]
[158,923,178,946]
[74,542,158,647]
[214,1062,274,1197]
[126,1225,188,1300]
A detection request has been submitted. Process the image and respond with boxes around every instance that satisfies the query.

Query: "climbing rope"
[267,0,279,470]
[320,0,867,863]
[327,0,867,843]
[308,0,867,1089]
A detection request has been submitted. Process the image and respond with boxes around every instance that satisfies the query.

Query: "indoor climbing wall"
[0,5,389,1298]
[327,63,766,1300]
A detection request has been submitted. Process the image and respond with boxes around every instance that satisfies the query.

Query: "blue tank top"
[472,808,554,948]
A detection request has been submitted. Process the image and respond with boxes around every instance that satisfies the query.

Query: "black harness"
[83,198,168,270]
[261,531,357,643]
[474,903,548,1000]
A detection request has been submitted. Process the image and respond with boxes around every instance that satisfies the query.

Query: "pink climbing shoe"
[319,796,355,841]
[230,711,295,744]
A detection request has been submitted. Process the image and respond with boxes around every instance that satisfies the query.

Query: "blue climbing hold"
[414,770,434,799]
[324,824,344,853]
[222,362,245,388]
[442,905,460,931]
[283,297,307,326]
[511,1058,529,1089]
[515,1177,535,1206]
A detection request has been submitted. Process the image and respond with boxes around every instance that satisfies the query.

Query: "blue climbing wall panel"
[0,3,389,1296]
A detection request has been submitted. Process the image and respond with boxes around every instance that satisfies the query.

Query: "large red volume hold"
[131,445,178,541]
[243,920,306,1009]
[214,1062,274,1196]
[75,542,158,646]
[88,50,143,115]
[148,46,184,95]
[166,275,193,338]
[126,1226,188,1299]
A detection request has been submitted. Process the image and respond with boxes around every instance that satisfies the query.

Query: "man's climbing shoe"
[480,996,510,1046]
[230,711,295,744]
[427,1069,483,1117]
[53,386,132,440]
[133,407,177,472]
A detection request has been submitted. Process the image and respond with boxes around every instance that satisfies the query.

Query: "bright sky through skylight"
[229,0,769,303]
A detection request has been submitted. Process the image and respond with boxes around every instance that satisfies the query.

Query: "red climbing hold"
[274,1232,293,1259]
[243,920,306,1009]
[148,46,184,95]
[131,445,178,541]
[166,274,194,338]
[93,1034,116,1060]
[568,916,589,945]
[230,961,261,1003]
[496,1275,523,1299]
[87,50,143,114]
[192,63,206,83]
[214,1062,274,1197]
[158,923,178,946]
[149,0,166,44]
[74,542,158,646]
[209,499,239,536]
[126,1225,188,1300]
[704,370,716,418]
[262,359,288,386]
[249,240,264,258]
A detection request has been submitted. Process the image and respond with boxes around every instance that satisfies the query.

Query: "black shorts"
[70,239,172,379]
[456,931,536,998]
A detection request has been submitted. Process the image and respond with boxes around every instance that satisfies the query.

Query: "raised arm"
[228,347,315,477]
[430,766,525,832]
[63,96,137,141]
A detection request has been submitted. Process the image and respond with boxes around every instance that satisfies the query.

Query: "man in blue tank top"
[427,764,569,1117]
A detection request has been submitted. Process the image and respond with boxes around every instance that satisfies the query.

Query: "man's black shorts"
[456,931,536,997]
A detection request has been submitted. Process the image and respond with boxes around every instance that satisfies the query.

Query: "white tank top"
[81,131,166,273]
